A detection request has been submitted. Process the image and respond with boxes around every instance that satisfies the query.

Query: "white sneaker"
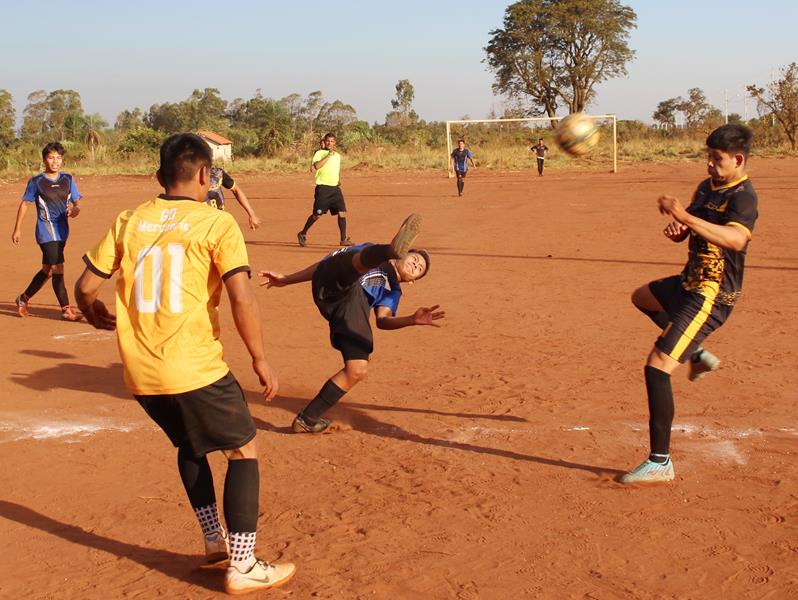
[619,457,675,484]
[203,529,229,567]
[225,559,296,595]
[688,349,720,382]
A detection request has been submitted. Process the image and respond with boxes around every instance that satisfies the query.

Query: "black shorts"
[649,275,733,363]
[134,372,256,457]
[455,170,467,179]
[40,241,65,265]
[312,255,373,361]
[314,185,347,216]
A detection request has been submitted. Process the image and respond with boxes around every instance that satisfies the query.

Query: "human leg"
[456,171,465,195]
[537,158,544,176]
[294,359,368,433]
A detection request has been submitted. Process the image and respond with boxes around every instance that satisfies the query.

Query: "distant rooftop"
[197,130,233,145]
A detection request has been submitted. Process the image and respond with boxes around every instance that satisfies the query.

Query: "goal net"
[445,114,617,175]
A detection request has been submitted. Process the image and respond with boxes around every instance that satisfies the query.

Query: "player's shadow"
[250,393,621,477]
[0,500,220,593]
[10,360,129,399]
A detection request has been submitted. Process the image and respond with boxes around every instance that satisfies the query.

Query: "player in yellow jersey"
[74,133,295,595]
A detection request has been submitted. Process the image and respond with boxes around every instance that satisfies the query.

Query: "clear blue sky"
[2,0,797,128]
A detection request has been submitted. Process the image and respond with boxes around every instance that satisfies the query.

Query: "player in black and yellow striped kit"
[621,124,759,484]
[74,133,295,594]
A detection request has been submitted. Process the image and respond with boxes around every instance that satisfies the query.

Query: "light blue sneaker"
[619,457,675,484]
[689,349,720,382]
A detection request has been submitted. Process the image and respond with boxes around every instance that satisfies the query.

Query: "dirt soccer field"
[0,159,796,599]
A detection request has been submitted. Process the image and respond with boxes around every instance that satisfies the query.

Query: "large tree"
[652,97,682,129]
[20,89,85,143]
[485,0,636,117]
[747,63,798,150]
[388,79,417,126]
[0,90,15,146]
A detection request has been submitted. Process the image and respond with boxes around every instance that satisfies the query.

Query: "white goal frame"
[445,114,617,174]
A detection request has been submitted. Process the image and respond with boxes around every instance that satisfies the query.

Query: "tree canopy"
[748,63,798,150]
[485,0,636,118]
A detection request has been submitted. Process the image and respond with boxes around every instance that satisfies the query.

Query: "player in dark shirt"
[450,139,476,197]
[531,138,549,176]
[206,167,261,230]
[620,124,759,484]
[260,214,444,433]
[11,142,83,321]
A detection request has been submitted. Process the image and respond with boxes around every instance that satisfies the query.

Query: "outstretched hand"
[413,304,446,327]
[84,299,116,330]
[258,271,287,288]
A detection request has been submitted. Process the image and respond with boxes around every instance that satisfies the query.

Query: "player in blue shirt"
[450,139,476,197]
[11,142,83,321]
[260,214,444,433]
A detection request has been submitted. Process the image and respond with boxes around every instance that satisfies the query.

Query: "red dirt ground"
[0,160,796,599]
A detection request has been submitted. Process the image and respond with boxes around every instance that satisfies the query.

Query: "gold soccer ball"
[555,113,600,157]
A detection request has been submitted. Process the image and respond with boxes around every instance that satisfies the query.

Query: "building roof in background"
[197,130,233,145]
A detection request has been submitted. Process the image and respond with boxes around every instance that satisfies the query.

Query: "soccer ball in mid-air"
[555,113,599,157]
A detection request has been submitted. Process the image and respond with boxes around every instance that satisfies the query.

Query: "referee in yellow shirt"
[297,132,353,247]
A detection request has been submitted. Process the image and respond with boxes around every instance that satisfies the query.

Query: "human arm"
[374,304,445,330]
[658,195,750,251]
[229,184,261,230]
[258,261,320,288]
[11,200,27,244]
[225,271,278,401]
[67,200,81,218]
[312,150,335,170]
[74,269,117,330]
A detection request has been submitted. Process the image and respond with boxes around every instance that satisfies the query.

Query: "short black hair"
[323,132,336,141]
[410,248,430,279]
[458,139,465,144]
[42,142,65,160]
[158,133,212,188]
[706,124,753,158]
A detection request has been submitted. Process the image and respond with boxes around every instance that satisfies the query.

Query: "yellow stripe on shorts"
[670,283,718,360]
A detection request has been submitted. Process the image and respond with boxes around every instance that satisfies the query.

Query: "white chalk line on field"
[0,412,146,443]
[52,331,116,341]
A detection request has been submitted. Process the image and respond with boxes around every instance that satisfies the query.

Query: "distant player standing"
[621,124,758,484]
[11,142,83,321]
[75,133,295,594]
[262,214,444,433]
[450,139,475,196]
[532,138,548,176]
[297,133,353,247]
[206,166,262,230]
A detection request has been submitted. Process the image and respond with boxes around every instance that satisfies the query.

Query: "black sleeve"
[221,170,235,189]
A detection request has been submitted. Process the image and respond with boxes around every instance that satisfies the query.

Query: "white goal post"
[445,114,617,174]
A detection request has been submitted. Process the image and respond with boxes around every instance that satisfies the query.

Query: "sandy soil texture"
[0,160,796,599]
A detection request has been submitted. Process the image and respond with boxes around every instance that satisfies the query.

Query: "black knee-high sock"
[637,307,670,330]
[23,270,49,299]
[338,216,347,240]
[301,215,317,235]
[177,445,216,509]
[51,273,69,307]
[302,379,347,422]
[223,459,259,533]
[457,178,464,194]
[645,365,674,459]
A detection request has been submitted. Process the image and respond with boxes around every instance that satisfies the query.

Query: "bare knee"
[222,437,258,460]
[41,265,54,277]
[343,361,368,385]
[52,263,65,275]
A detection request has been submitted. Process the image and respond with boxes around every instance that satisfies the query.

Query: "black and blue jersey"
[22,172,82,243]
[323,243,402,315]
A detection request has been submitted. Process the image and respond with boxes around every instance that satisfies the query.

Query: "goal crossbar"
[445,114,617,173]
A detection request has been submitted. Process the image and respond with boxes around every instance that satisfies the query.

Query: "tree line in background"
[1,0,797,172]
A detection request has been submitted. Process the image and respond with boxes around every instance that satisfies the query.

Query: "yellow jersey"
[84,195,250,395]
[313,149,341,186]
